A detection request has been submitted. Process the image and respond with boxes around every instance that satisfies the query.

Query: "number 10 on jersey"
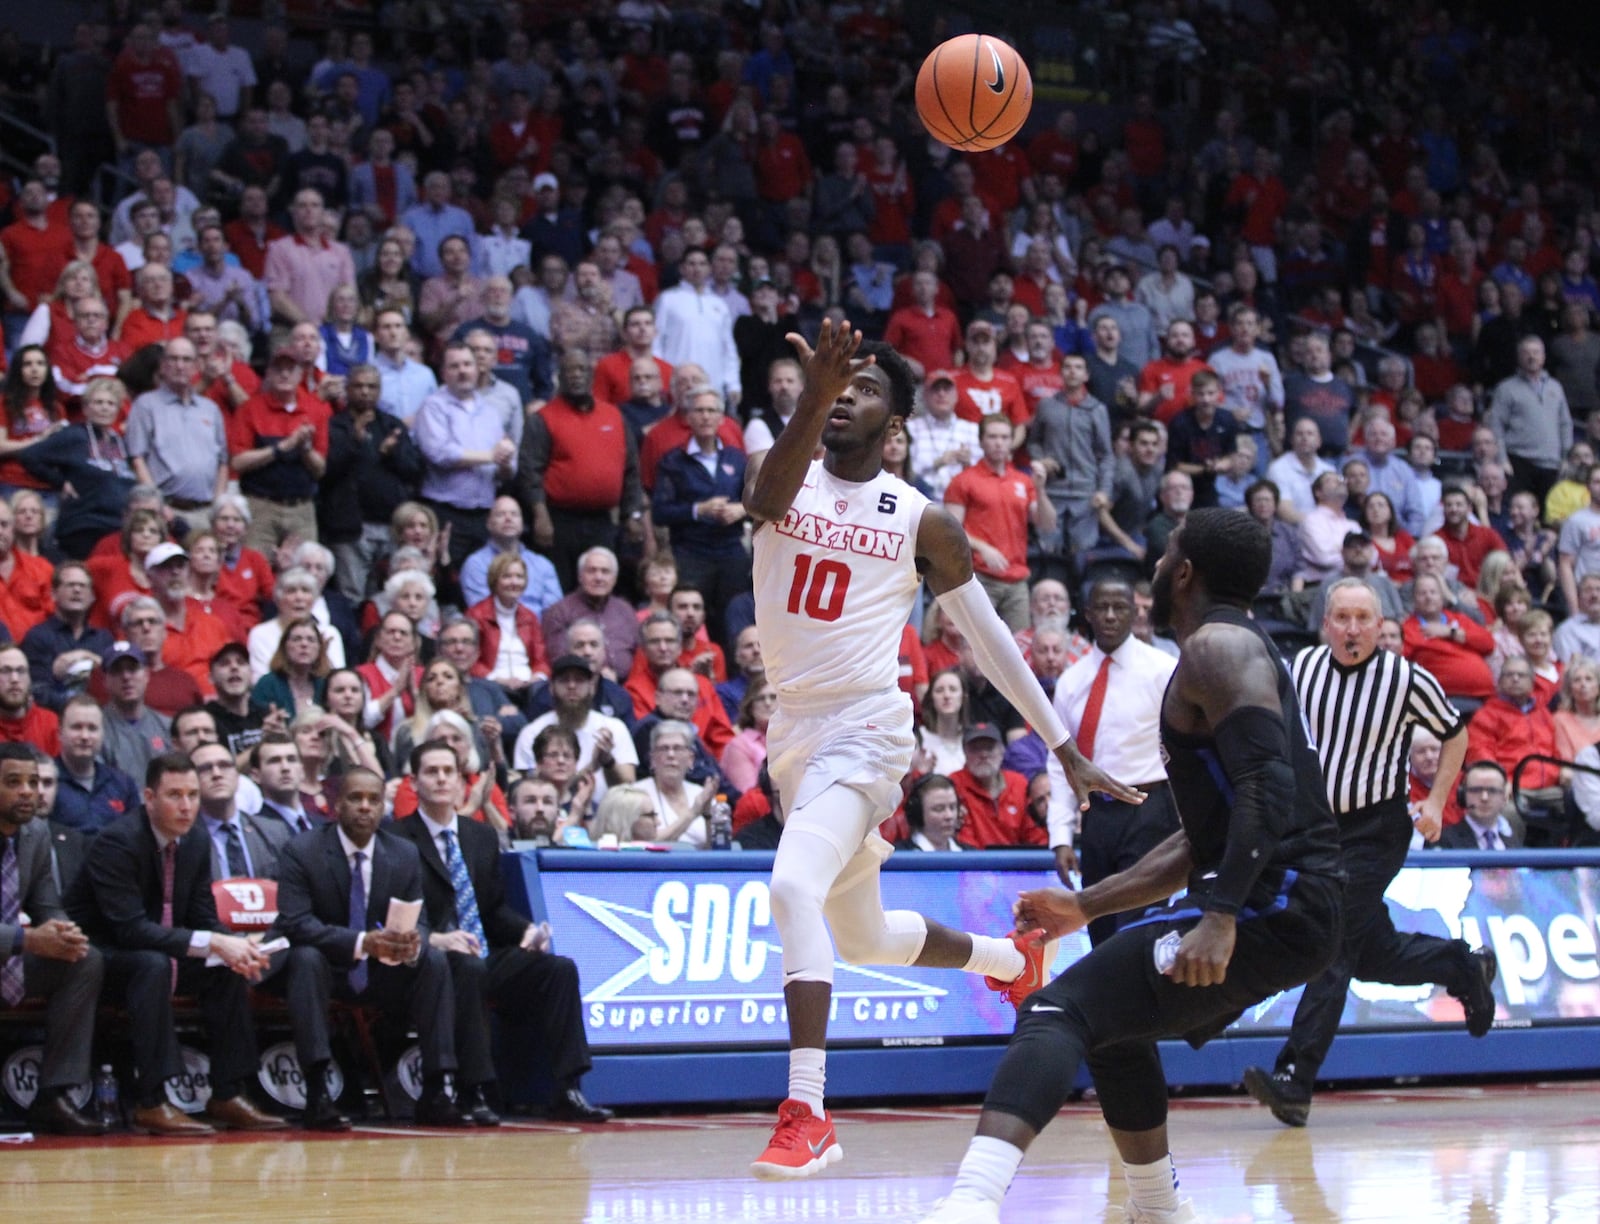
[786,555,852,622]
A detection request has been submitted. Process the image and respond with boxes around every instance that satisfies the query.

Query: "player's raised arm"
[744,318,873,525]
[915,504,1145,808]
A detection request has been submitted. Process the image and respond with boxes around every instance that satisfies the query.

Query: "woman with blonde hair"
[591,784,657,845]
[1517,608,1562,707]
[1553,656,1600,763]
[8,490,48,557]
[86,506,166,628]
[289,703,338,819]
[19,260,101,348]
[393,657,494,770]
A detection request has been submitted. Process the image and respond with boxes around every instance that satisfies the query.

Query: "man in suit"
[0,744,106,1135]
[392,740,611,1123]
[1439,761,1526,850]
[65,751,285,1136]
[253,733,321,837]
[275,768,470,1127]
[190,740,349,1130]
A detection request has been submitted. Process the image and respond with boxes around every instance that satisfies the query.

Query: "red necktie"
[162,842,178,993]
[1077,655,1113,761]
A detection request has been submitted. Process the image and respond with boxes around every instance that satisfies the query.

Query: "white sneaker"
[1125,1197,1200,1223]
[916,1195,1002,1223]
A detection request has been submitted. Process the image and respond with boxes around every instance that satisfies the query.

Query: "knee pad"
[770,830,843,985]
[831,909,928,967]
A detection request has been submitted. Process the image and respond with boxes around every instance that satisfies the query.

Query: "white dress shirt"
[1046,635,1177,848]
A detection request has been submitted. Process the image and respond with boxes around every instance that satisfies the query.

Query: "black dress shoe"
[463,1086,500,1127]
[1242,1066,1311,1127]
[414,1092,471,1128]
[28,1091,108,1137]
[549,1086,613,1123]
[301,1097,352,1132]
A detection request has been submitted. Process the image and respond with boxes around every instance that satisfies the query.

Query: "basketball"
[915,33,1033,153]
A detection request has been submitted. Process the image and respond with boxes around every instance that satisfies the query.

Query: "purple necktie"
[161,842,178,993]
[1,838,25,1006]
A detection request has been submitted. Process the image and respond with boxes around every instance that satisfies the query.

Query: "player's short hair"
[1190,368,1221,393]
[857,340,915,422]
[1175,507,1271,607]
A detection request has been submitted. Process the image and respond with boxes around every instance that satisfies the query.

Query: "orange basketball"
[915,34,1033,153]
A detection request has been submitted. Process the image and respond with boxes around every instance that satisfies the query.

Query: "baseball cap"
[533,172,559,192]
[925,368,957,389]
[144,542,188,568]
[102,641,147,670]
[1342,530,1373,548]
[550,653,594,678]
[211,641,250,666]
[963,722,1003,746]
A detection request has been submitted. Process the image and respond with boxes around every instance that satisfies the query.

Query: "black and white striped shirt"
[1291,645,1462,817]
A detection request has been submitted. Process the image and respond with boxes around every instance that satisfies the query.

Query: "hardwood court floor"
[3,1082,1597,1222]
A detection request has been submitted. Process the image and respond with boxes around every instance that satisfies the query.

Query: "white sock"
[1123,1154,1182,1214]
[948,1135,1024,1205]
[787,1047,826,1115]
[964,933,1026,981]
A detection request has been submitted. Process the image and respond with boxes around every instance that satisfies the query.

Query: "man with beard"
[742,320,1135,1179]
[917,509,1344,1224]
[0,645,63,758]
[517,348,645,589]
[1243,579,1495,1129]
[1137,320,1210,426]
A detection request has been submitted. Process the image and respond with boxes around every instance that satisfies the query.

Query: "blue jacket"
[52,758,140,834]
[652,443,749,560]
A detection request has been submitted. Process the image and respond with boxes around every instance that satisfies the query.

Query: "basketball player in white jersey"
[745,319,1143,1180]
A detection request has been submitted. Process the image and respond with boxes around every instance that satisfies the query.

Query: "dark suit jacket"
[389,814,527,950]
[1437,820,1525,850]
[1,820,69,961]
[64,810,224,956]
[45,821,86,907]
[274,823,430,969]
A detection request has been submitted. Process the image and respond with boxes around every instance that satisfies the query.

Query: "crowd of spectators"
[1,0,1599,1129]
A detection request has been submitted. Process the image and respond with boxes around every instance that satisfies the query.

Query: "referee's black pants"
[1273,797,1477,1090]
[1079,782,1181,946]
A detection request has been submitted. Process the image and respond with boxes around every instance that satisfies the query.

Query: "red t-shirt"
[164,598,236,696]
[952,368,1029,428]
[897,623,928,699]
[0,705,60,757]
[592,350,671,411]
[538,396,631,510]
[1013,362,1066,414]
[950,766,1044,847]
[883,306,962,377]
[945,462,1036,582]
[227,388,332,461]
[755,133,814,204]
[106,50,184,146]
[119,307,188,351]
[222,220,287,281]
[85,242,133,310]
[0,221,70,307]
[862,161,916,245]
[0,549,56,639]
[1139,356,1211,424]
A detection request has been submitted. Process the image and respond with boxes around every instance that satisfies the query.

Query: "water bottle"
[709,794,733,850]
[1153,932,1182,975]
[93,1064,121,1130]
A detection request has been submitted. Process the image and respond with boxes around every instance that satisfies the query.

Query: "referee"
[1244,577,1499,1127]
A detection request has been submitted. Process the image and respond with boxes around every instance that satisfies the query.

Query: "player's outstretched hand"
[1167,912,1236,988]
[1014,887,1088,940]
[1052,740,1146,811]
[786,317,872,408]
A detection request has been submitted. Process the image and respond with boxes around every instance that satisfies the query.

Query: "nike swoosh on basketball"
[985,44,1006,94]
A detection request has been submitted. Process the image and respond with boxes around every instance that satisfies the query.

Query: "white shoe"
[1125,1196,1200,1223]
[916,1195,1002,1223]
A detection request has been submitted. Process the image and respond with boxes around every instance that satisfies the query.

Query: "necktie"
[348,849,368,993]
[1,838,25,1007]
[223,823,247,878]
[443,831,489,959]
[1481,828,1499,850]
[161,842,177,993]
[1077,655,1113,761]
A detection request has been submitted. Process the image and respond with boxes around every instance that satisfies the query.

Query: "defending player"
[917,509,1346,1224]
[744,319,1141,1181]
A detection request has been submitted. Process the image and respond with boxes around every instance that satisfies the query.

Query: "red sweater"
[536,396,629,512]
[1402,613,1495,700]
[950,766,1045,848]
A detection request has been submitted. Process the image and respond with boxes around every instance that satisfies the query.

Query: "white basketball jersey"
[753,460,930,710]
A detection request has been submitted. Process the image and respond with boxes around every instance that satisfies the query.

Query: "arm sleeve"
[935,577,1070,749]
[1204,704,1296,915]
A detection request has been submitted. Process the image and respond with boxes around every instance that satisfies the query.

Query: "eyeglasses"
[1463,786,1503,798]
[195,761,236,775]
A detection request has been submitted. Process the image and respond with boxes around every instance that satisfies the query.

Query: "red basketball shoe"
[984,928,1052,1007]
[750,1098,842,1181]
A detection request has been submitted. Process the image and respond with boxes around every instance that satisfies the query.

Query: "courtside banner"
[505,851,1600,1051]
